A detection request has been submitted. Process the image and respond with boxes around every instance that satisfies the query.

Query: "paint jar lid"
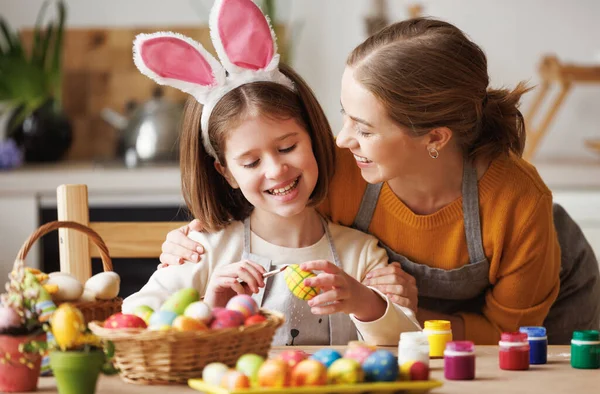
[519,326,547,338]
[572,330,600,341]
[424,320,451,331]
[445,341,474,353]
[501,332,528,343]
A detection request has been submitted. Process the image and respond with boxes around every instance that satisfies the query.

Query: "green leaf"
[31,0,51,68]
[49,0,66,106]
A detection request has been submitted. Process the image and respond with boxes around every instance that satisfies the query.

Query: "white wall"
[2,0,600,159]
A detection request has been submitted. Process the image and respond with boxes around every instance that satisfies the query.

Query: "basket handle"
[17,220,113,272]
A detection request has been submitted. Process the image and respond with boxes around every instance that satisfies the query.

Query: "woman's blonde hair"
[347,17,529,159]
[179,64,335,232]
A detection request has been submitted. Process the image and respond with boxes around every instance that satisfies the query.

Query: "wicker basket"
[89,309,285,385]
[17,220,123,323]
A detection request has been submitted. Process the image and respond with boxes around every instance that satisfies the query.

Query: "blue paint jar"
[519,326,547,365]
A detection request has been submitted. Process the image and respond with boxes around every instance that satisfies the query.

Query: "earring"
[428,147,439,159]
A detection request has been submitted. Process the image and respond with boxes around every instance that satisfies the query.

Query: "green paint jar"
[570,330,600,369]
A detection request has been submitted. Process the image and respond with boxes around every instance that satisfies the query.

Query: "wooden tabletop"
[33,346,598,394]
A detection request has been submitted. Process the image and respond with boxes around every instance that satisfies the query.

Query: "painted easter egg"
[84,272,120,300]
[226,294,259,319]
[132,305,154,325]
[400,360,429,381]
[184,301,212,324]
[0,306,22,330]
[46,274,84,302]
[257,359,290,388]
[148,310,178,329]
[310,348,342,368]
[160,288,200,315]
[236,353,265,384]
[51,303,86,350]
[244,314,267,326]
[284,264,318,301]
[104,313,148,329]
[362,350,398,382]
[210,309,245,329]
[277,349,309,369]
[221,370,251,390]
[344,341,376,364]
[172,315,208,332]
[203,362,229,386]
[290,359,328,387]
[327,358,364,385]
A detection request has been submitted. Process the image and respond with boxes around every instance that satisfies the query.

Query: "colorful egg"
[400,360,429,381]
[0,306,22,330]
[327,358,364,385]
[202,362,229,386]
[236,353,265,384]
[226,294,259,319]
[244,314,267,326]
[184,301,213,324]
[104,313,148,329]
[160,288,200,315]
[257,359,290,388]
[132,305,154,325]
[290,359,328,386]
[210,309,245,329]
[310,348,342,368]
[221,370,251,389]
[362,350,398,382]
[148,310,178,328]
[51,303,86,350]
[172,315,208,331]
[278,349,309,369]
[284,264,319,301]
[344,341,376,364]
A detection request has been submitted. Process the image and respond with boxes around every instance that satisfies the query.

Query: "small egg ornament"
[221,370,251,390]
[310,348,343,368]
[236,354,265,384]
[362,350,398,382]
[51,303,86,350]
[290,359,328,386]
[400,360,430,381]
[184,301,213,324]
[226,294,259,319]
[203,362,229,386]
[284,264,319,301]
[327,358,364,385]
[344,341,376,364]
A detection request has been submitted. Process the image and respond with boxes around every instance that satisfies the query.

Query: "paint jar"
[444,341,476,380]
[498,332,530,370]
[571,330,600,369]
[519,326,547,365]
[423,320,452,358]
[398,331,430,367]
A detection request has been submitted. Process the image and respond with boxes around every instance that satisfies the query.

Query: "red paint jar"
[499,332,530,371]
[444,341,476,380]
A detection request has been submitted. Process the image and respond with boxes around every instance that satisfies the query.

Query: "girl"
[122,0,419,346]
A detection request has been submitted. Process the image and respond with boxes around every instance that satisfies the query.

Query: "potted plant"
[0,0,72,162]
[0,260,52,392]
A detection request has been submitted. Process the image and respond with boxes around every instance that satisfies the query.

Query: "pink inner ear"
[141,37,216,86]
[218,0,274,70]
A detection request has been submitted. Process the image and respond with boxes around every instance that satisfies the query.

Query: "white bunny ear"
[209,0,280,75]
[133,32,226,103]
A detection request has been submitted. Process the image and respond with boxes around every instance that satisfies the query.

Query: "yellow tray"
[188,379,443,393]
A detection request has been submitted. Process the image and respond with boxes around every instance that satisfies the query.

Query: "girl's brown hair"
[347,18,529,159]
[179,64,335,232]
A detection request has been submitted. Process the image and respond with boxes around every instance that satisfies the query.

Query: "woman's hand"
[300,260,386,322]
[362,262,418,314]
[204,260,266,308]
[158,219,206,268]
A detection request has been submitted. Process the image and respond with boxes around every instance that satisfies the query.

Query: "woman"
[159,18,600,344]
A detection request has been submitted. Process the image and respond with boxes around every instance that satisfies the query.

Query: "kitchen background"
[1,0,599,294]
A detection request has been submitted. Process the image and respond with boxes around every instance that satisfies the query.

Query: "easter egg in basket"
[284,264,319,301]
[172,315,208,331]
[104,313,148,329]
[226,294,259,319]
[160,288,199,315]
[210,309,245,329]
[184,301,212,324]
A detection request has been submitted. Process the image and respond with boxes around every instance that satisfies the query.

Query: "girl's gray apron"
[242,217,357,346]
[352,161,600,344]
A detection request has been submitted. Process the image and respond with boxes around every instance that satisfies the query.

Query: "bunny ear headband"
[132,0,295,161]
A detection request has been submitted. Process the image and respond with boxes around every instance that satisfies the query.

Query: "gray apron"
[352,161,600,344]
[242,216,357,346]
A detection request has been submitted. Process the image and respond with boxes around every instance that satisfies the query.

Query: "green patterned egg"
[284,264,319,301]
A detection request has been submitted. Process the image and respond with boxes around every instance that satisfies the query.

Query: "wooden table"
[33,346,598,394]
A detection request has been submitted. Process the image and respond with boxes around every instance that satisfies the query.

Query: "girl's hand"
[204,260,266,308]
[362,262,418,314]
[300,260,386,322]
[158,219,205,268]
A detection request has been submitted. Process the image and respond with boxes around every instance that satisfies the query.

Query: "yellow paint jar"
[423,320,452,358]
